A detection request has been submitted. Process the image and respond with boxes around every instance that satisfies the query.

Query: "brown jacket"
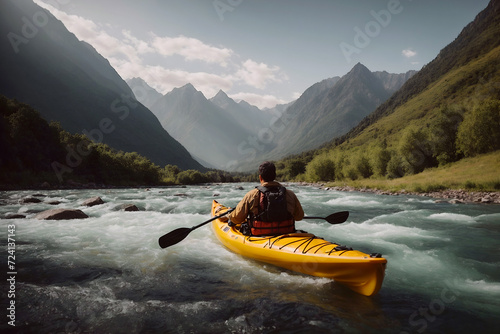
[228,181,304,225]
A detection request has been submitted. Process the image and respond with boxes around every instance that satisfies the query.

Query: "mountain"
[342,0,500,142]
[373,70,418,94]
[0,0,204,171]
[209,90,273,133]
[150,84,256,169]
[256,64,414,163]
[288,0,500,182]
[126,77,163,110]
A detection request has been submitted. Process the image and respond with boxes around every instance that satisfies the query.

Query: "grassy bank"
[325,151,500,193]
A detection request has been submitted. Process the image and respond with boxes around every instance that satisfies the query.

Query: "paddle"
[158,208,235,249]
[303,211,349,225]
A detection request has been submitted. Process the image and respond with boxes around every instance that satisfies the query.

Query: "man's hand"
[215,205,230,222]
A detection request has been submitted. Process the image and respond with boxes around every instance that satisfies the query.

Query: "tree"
[456,99,500,157]
[398,127,436,174]
[371,146,391,176]
[386,152,405,179]
[355,154,373,179]
[429,105,464,165]
[305,155,335,182]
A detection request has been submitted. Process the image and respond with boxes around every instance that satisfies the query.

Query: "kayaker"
[226,161,304,236]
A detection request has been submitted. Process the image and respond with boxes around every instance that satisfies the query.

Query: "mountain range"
[0,0,417,174]
[335,0,500,146]
[0,0,204,171]
[285,0,500,182]
[129,65,414,171]
[258,64,416,164]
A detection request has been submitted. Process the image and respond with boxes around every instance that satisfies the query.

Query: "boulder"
[19,197,42,204]
[449,199,464,204]
[5,213,26,219]
[36,208,88,220]
[82,196,104,207]
[481,197,493,204]
[121,204,139,212]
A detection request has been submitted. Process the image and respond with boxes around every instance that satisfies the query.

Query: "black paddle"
[158,209,348,249]
[158,208,235,249]
[303,211,349,225]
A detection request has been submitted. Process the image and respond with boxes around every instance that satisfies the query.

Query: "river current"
[1,183,499,333]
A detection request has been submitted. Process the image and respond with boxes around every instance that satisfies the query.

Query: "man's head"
[259,161,276,182]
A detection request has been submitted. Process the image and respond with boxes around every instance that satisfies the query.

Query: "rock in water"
[36,208,88,220]
[121,204,139,211]
[19,197,42,204]
[82,196,104,207]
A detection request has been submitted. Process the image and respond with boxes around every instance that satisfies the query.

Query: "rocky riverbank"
[296,183,500,204]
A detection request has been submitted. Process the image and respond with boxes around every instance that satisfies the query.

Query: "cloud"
[116,63,234,98]
[402,49,417,58]
[150,34,233,66]
[229,92,287,109]
[236,59,284,89]
[33,0,287,108]
[35,0,142,64]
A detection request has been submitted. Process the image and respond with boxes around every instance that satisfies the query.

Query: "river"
[1,183,499,333]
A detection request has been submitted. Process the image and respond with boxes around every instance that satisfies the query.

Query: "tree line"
[276,99,500,183]
[0,96,239,188]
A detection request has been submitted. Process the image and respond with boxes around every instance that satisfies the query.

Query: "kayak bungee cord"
[246,233,353,256]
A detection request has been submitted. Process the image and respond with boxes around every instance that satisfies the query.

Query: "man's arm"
[229,190,257,225]
[288,191,304,221]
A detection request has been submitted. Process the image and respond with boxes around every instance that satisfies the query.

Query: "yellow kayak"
[211,200,387,296]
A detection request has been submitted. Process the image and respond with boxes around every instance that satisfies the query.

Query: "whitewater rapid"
[1,183,499,333]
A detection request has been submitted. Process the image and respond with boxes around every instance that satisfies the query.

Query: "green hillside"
[275,0,500,190]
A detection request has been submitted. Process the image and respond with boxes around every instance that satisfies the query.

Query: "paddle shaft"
[192,207,235,230]
[158,208,235,248]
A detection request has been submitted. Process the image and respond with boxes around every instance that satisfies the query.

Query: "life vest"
[250,186,295,236]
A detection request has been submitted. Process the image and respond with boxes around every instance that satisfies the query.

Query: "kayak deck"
[211,200,387,296]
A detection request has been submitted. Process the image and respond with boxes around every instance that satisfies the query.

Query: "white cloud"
[35,0,142,64]
[33,0,286,108]
[150,34,233,66]
[402,49,417,58]
[236,59,283,89]
[122,30,154,55]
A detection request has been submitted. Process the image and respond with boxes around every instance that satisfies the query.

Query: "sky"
[34,0,490,109]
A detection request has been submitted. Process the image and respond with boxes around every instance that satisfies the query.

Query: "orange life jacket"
[251,186,295,236]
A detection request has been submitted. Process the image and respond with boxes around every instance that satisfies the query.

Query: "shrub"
[386,153,405,179]
[456,99,500,157]
[176,170,208,184]
[398,127,436,174]
[429,105,464,165]
[371,146,391,176]
[355,155,373,178]
[305,155,335,182]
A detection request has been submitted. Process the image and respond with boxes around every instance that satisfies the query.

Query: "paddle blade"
[158,227,192,249]
[325,211,349,224]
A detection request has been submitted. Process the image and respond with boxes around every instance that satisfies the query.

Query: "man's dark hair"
[259,161,276,182]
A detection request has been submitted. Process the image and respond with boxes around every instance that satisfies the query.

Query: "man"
[228,161,304,236]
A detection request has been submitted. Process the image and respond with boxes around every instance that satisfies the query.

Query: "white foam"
[329,221,446,241]
[428,213,476,223]
[326,195,381,207]
[462,279,500,295]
